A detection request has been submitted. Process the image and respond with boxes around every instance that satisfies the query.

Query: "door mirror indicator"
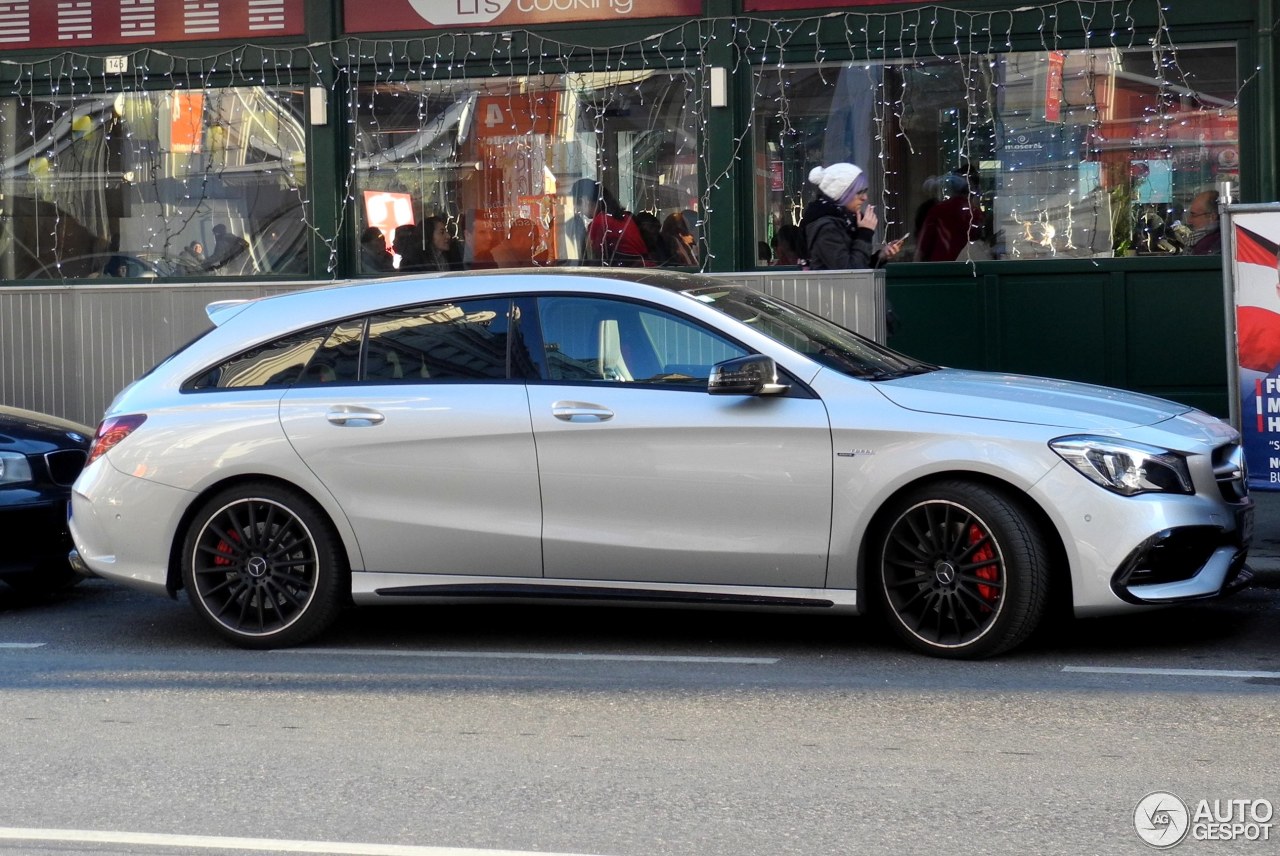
[708,355,789,396]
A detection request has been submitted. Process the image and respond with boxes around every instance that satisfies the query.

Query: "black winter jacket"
[799,195,884,270]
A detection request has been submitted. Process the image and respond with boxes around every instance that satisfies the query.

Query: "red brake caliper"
[213,529,241,566]
[968,524,999,607]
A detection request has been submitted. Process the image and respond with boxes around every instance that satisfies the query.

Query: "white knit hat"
[809,163,867,206]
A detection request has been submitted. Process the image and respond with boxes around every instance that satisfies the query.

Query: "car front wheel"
[875,480,1049,659]
[181,483,346,649]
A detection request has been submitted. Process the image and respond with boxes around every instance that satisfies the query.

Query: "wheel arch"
[165,473,358,596]
[856,470,1072,617]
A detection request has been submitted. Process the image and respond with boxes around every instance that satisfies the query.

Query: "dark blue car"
[0,406,91,592]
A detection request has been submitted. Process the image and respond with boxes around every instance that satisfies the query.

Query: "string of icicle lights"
[0,0,1258,273]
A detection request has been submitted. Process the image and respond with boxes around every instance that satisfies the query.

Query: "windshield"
[682,285,938,380]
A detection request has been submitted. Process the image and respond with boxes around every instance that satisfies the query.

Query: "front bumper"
[1031,464,1253,617]
[1112,504,1252,603]
[0,500,74,577]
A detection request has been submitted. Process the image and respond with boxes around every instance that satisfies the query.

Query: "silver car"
[69,269,1254,657]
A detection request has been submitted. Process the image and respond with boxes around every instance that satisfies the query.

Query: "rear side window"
[185,326,331,390]
[362,298,513,382]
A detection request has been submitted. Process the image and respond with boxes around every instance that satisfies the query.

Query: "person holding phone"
[799,162,905,271]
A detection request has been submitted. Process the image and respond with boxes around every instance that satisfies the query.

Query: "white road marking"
[274,648,778,664]
[1064,665,1280,679]
[0,642,45,648]
[0,827,605,856]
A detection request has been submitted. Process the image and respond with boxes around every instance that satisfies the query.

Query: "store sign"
[0,0,304,50]
[344,0,702,31]
[744,0,917,9]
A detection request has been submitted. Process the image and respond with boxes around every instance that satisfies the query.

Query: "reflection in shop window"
[351,72,700,272]
[0,86,310,281]
[753,45,1238,264]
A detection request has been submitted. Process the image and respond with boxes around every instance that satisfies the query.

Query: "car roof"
[207,268,722,327]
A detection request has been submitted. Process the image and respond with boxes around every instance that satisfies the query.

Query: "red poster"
[0,0,305,51]
[344,0,702,32]
[1044,51,1064,123]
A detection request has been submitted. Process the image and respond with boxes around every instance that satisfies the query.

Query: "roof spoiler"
[205,299,253,326]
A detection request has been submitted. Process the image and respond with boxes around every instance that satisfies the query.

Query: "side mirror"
[708,355,790,396]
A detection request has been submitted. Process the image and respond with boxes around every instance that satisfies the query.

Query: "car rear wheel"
[875,480,1049,659]
[181,483,346,649]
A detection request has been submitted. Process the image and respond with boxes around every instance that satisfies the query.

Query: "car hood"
[873,369,1191,430]
[0,406,92,450]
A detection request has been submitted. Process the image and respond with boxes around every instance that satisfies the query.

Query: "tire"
[180,482,347,649]
[874,480,1049,659]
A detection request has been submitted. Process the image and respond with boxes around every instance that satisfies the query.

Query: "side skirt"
[350,573,860,614]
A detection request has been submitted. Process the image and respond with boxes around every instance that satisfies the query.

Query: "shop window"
[753,45,1238,264]
[351,73,700,272]
[0,86,310,281]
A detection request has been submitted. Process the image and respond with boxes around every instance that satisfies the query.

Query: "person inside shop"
[580,181,649,266]
[180,240,205,269]
[359,227,393,273]
[770,224,802,266]
[799,162,905,270]
[392,223,430,271]
[661,212,698,266]
[915,169,984,262]
[1183,190,1222,255]
[633,212,666,265]
[204,223,249,273]
[421,216,454,270]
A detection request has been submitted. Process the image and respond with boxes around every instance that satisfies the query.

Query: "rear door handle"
[552,401,614,422]
[326,405,385,426]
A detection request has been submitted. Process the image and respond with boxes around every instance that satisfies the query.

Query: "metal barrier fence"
[0,270,884,427]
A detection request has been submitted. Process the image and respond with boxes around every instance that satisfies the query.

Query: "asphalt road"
[1,575,1278,856]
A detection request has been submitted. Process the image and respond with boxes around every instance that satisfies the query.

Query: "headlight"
[1049,436,1193,496]
[0,451,33,486]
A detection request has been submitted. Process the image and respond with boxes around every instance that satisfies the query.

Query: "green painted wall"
[886,256,1231,415]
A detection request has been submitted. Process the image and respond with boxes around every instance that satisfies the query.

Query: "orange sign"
[474,94,556,139]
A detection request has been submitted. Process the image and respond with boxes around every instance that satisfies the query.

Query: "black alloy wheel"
[876,480,1049,659]
[181,482,346,648]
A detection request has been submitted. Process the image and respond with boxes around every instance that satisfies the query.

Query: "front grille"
[1213,442,1247,503]
[44,449,88,486]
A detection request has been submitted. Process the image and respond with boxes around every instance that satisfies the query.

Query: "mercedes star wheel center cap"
[246,556,269,578]
[934,562,957,586]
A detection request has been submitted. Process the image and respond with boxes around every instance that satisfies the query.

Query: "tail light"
[87,414,147,464]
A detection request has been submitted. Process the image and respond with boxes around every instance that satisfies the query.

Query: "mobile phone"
[892,233,910,245]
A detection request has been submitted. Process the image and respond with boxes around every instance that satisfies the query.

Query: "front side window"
[537,296,746,385]
[352,73,700,273]
[1,86,310,281]
[754,45,1238,263]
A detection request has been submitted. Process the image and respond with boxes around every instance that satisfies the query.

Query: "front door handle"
[326,405,385,426]
[552,401,614,422]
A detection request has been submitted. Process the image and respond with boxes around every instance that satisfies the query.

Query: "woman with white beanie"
[798,162,904,270]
